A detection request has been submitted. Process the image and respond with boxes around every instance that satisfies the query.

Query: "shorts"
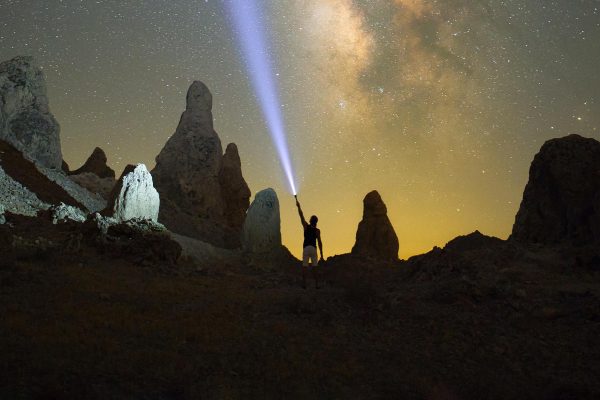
[302,246,319,267]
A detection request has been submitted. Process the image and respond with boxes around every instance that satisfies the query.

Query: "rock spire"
[152,81,250,248]
[351,190,399,260]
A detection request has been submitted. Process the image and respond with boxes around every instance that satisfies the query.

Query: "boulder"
[106,164,159,222]
[0,56,62,169]
[84,214,180,267]
[152,81,250,248]
[0,203,5,225]
[104,222,181,267]
[242,188,281,253]
[511,134,600,245]
[69,147,115,178]
[49,203,87,224]
[351,190,399,260]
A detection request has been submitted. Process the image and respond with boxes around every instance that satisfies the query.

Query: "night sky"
[1,0,599,258]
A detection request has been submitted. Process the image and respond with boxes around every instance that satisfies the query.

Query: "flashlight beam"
[224,0,297,195]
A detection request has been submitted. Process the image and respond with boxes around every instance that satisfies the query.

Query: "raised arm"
[295,196,308,228]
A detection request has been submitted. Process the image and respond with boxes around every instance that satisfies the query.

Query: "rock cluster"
[511,134,600,246]
[106,164,159,222]
[242,188,281,254]
[0,56,62,169]
[49,203,87,224]
[351,190,399,260]
[152,81,250,248]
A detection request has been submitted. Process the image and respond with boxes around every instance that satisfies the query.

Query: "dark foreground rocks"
[1,224,599,400]
[0,212,181,269]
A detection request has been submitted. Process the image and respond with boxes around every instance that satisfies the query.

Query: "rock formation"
[0,56,62,169]
[0,139,83,215]
[351,190,399,260]
[106,164,159,222]
[511,134,600,245]
[68,147,116,199]
[444,231,504,253]
[219,143,251,231]
[152,81,250,248]
[49,203,87,224]
[242,188,281,254]
[69,147,115,178]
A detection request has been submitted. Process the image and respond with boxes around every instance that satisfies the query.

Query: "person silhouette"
[295,195,324,289]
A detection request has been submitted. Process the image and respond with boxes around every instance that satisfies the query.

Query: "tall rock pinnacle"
[352,190,399,260]
[152,81,250,248]
[219,143,251,231]
[0,56,62,169]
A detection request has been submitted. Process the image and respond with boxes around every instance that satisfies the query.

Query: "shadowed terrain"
[1,216,599,400]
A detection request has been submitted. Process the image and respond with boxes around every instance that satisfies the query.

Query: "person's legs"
[309,249,319,289]
[302,247,310,289]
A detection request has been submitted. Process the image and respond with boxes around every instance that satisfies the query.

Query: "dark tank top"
[303,225,318,248]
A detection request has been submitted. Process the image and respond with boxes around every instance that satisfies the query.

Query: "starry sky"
[1,0,599,259]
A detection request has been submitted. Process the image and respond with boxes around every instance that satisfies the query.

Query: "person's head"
[310,215,318,226]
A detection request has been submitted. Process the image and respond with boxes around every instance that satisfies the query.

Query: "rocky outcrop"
[37,164,106,212]
[0,139,82,215]
[0,56,62,169]
[69,172,115,199]
[49,203,87,224]
[351,190,399,260]
[242,188,281,254]
[69,147,115,178]
[219,143,251,231]
[102,221,181,267]
[511,134,600,246]
[444,231,504,253]
[106,164,159,222]
[152,81,250,248]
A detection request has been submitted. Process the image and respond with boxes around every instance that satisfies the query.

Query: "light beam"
[224,0,297,195]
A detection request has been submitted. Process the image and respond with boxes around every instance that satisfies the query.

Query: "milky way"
[1,0,599,258]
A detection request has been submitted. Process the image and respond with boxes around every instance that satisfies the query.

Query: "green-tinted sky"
[1,0,599,258]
